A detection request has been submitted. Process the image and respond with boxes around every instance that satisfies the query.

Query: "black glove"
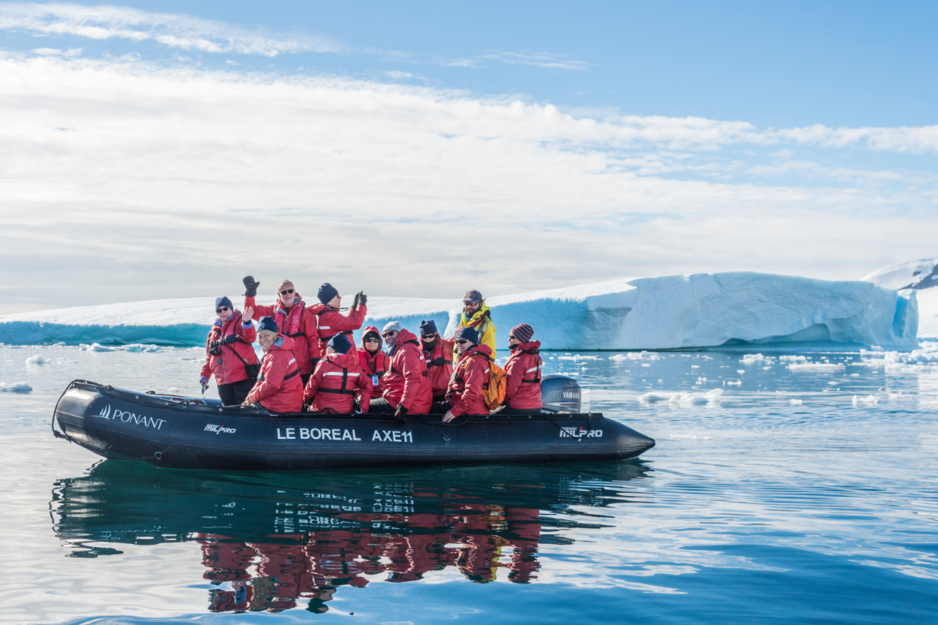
[352,292,360,309]
[394,404,408,421]
[310,357,320,371]
[359,292,368,307]
[242,275,260,298]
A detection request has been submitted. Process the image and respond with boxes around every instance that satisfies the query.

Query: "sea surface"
[1,343,937,624]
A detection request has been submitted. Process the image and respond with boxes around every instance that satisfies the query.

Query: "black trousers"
[218,378,256,406]
[369,397,396,413]
[301,373,311,389]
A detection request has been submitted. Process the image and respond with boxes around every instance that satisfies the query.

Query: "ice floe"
[0,382,32,393]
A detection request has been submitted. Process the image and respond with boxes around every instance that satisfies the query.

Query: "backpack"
[482,356,508,410]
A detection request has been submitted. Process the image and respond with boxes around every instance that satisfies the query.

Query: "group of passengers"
[200,278,543,420]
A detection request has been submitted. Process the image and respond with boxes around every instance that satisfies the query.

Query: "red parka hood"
[324,351,358,368]
[462,343,494,360]
[514,340,541,353]
[389,328,420,355]
[360,325,382,351]
[270,335,296,352]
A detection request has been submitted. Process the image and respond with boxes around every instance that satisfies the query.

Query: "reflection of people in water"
[200,506,542,613]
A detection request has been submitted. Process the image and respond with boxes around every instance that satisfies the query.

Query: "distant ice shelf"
[0,272,920,350]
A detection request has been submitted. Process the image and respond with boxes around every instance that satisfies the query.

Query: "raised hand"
[242,276,260,297]
[352,292,361,309]
[243,306,254,321]
[359,292,368,307]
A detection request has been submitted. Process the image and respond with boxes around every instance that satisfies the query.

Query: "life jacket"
[422,335,454,396]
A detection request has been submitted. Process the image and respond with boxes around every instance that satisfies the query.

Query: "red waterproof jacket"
[304,352,373,414]
[504,341,543,409]
[308,303,368,358]
[246,335,304,414]
[446,344,493,417]
[200,311,258,385]
[245,294,320,375]
[422,334,455,397]
[382,328,433,413]
[358,326,390,394]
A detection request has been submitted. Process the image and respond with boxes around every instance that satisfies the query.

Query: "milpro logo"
[559,426,602,439]
[205,424,237,435]
[92,404,166,430]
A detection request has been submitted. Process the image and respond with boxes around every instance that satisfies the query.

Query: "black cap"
[328,334,352,354]
[257,317,278,334]
[420,320,438,337]
[318,283,339,304]
[463,290,483,304]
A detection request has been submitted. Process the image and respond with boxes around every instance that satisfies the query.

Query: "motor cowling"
[540,375,582,413]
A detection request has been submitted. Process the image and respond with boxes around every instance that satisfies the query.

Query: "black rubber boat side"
[53,379,655,470]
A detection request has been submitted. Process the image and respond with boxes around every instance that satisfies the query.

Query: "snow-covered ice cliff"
[863,258,937,339]
[0,272,918,350]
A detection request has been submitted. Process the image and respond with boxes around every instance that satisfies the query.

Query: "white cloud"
[0,2,339,56]
[479,51,589,71]
[0,55,934,312]
[385,70,413,79]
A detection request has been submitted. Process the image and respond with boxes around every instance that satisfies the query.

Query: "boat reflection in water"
[51,461,650,614]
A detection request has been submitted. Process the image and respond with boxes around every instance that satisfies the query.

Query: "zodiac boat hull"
[53,380,656,470]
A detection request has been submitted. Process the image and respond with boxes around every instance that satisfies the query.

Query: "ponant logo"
[92,403,166,430]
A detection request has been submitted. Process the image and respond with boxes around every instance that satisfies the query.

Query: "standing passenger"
[309,283,368,358]
[358,326,389,396]
[200,297,259,406]
[442,327,494,422]
[502,323,543,415]
[420,320,454,403]
[242,276,320,388]
[243,317,304,414]
[371,321,432,418]
[454,290,496,356]
[304,334,372,414]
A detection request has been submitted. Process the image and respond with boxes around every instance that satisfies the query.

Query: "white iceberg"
[863,258,937,339]
[0,271,919,350]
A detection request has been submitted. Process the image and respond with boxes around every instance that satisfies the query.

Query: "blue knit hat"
[420,320,438,337]
[328,334,352,354]
[318,283,339,305]
[455,326,479,344]
[257,316,278,334]
[215,296,233,311]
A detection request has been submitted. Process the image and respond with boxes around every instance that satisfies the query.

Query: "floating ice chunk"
[0,382,32,393]
[123,344,163,353]
[853,395,880,406]
[26,355,48,366]
[790,399,804,405]
[639,391,673,403]
[669,388,723,406]
[737,369,745,374]
[740,354,764,364]
[610,351,659,362]
[80,343,116,352]
[779,355,807,362]
[788,363,845,372]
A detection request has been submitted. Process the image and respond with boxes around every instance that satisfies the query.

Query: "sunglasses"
[216,306,230,313]
[280,288,295,295]
[364,337,379,343]
[382,331,398,338]
[456,339,469,345]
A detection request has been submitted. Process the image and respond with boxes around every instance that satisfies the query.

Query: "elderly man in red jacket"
[304,334,373,414]
[442,326,493,422]
[370,321,432,419]
[502,323,543,415]
[200,296,259,406]
[242,276,320,388]
[243,317,304,414]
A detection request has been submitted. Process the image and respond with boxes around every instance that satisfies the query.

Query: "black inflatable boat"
[52,376,655,470]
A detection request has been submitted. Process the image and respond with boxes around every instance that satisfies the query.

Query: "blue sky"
[0,1,936,311]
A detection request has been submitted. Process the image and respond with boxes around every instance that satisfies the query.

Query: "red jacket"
[382,328,432,413]
[308,303,368,358]
[247,335,304,414]
[504,341,543,409]
[358,326,390,395]
[200,311,258,385]
[245,294,320,375]
[422,334,455,397]
[304,352,373,414]
[446,344,493,417]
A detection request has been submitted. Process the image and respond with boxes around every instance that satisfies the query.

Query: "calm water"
[2,344,937,624]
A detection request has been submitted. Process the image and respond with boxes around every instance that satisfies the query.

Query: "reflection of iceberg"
[51,461,648,614]
[0,272,919,350]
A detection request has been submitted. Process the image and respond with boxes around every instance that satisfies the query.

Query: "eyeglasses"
[456,339,469,345]
[216,306,230,313]
[508,335,517,340]
[364,337,379,343]
[421,335,435,340]
[280,289,295,295]
[382,331,398,338]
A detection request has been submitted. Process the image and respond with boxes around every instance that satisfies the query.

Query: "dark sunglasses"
[456,339,469,345]
[508,335,517,340]
[364,337,379,343]
[280,288,295,295]
[382,331,398,338]
[216,306,230,313]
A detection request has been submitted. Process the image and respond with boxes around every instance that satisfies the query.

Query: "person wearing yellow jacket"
[454,290,496,356]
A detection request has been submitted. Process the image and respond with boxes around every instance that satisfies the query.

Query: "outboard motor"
[541,375,587,413]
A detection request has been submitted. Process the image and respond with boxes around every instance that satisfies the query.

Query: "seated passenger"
[370,321,432,418]
[242,317,304,414]
[502,323,543,415]
[304,334,372,414]
[358,326,389,395]
[454,290,496,357]
[309,283,368,358]
[420,320,454,403]
[242,276,320,388]
[200,297,259,406]
[442,327,494,422]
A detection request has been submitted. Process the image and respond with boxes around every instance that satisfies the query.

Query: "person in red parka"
[304,334,373,414]
[443,326,493,422]
[242,276,320,388]
[419,320,454,403]
[243,317,304,414]
[370,321,432,418]
[200,296,260,406]
[358,326,389,395]
[502,323,543,415]
[307,283,368,359]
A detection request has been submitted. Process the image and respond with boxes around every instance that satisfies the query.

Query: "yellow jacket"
[455,303,497,356]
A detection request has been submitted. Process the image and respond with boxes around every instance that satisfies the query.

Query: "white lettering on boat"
[205,424,236,435]
[91,404,166,430]
[278,427,362,441]
[559,426,602,438]
[372,429,413,443]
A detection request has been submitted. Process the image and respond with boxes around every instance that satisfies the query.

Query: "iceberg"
[0,272,919,350]
[862,258,938,339]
